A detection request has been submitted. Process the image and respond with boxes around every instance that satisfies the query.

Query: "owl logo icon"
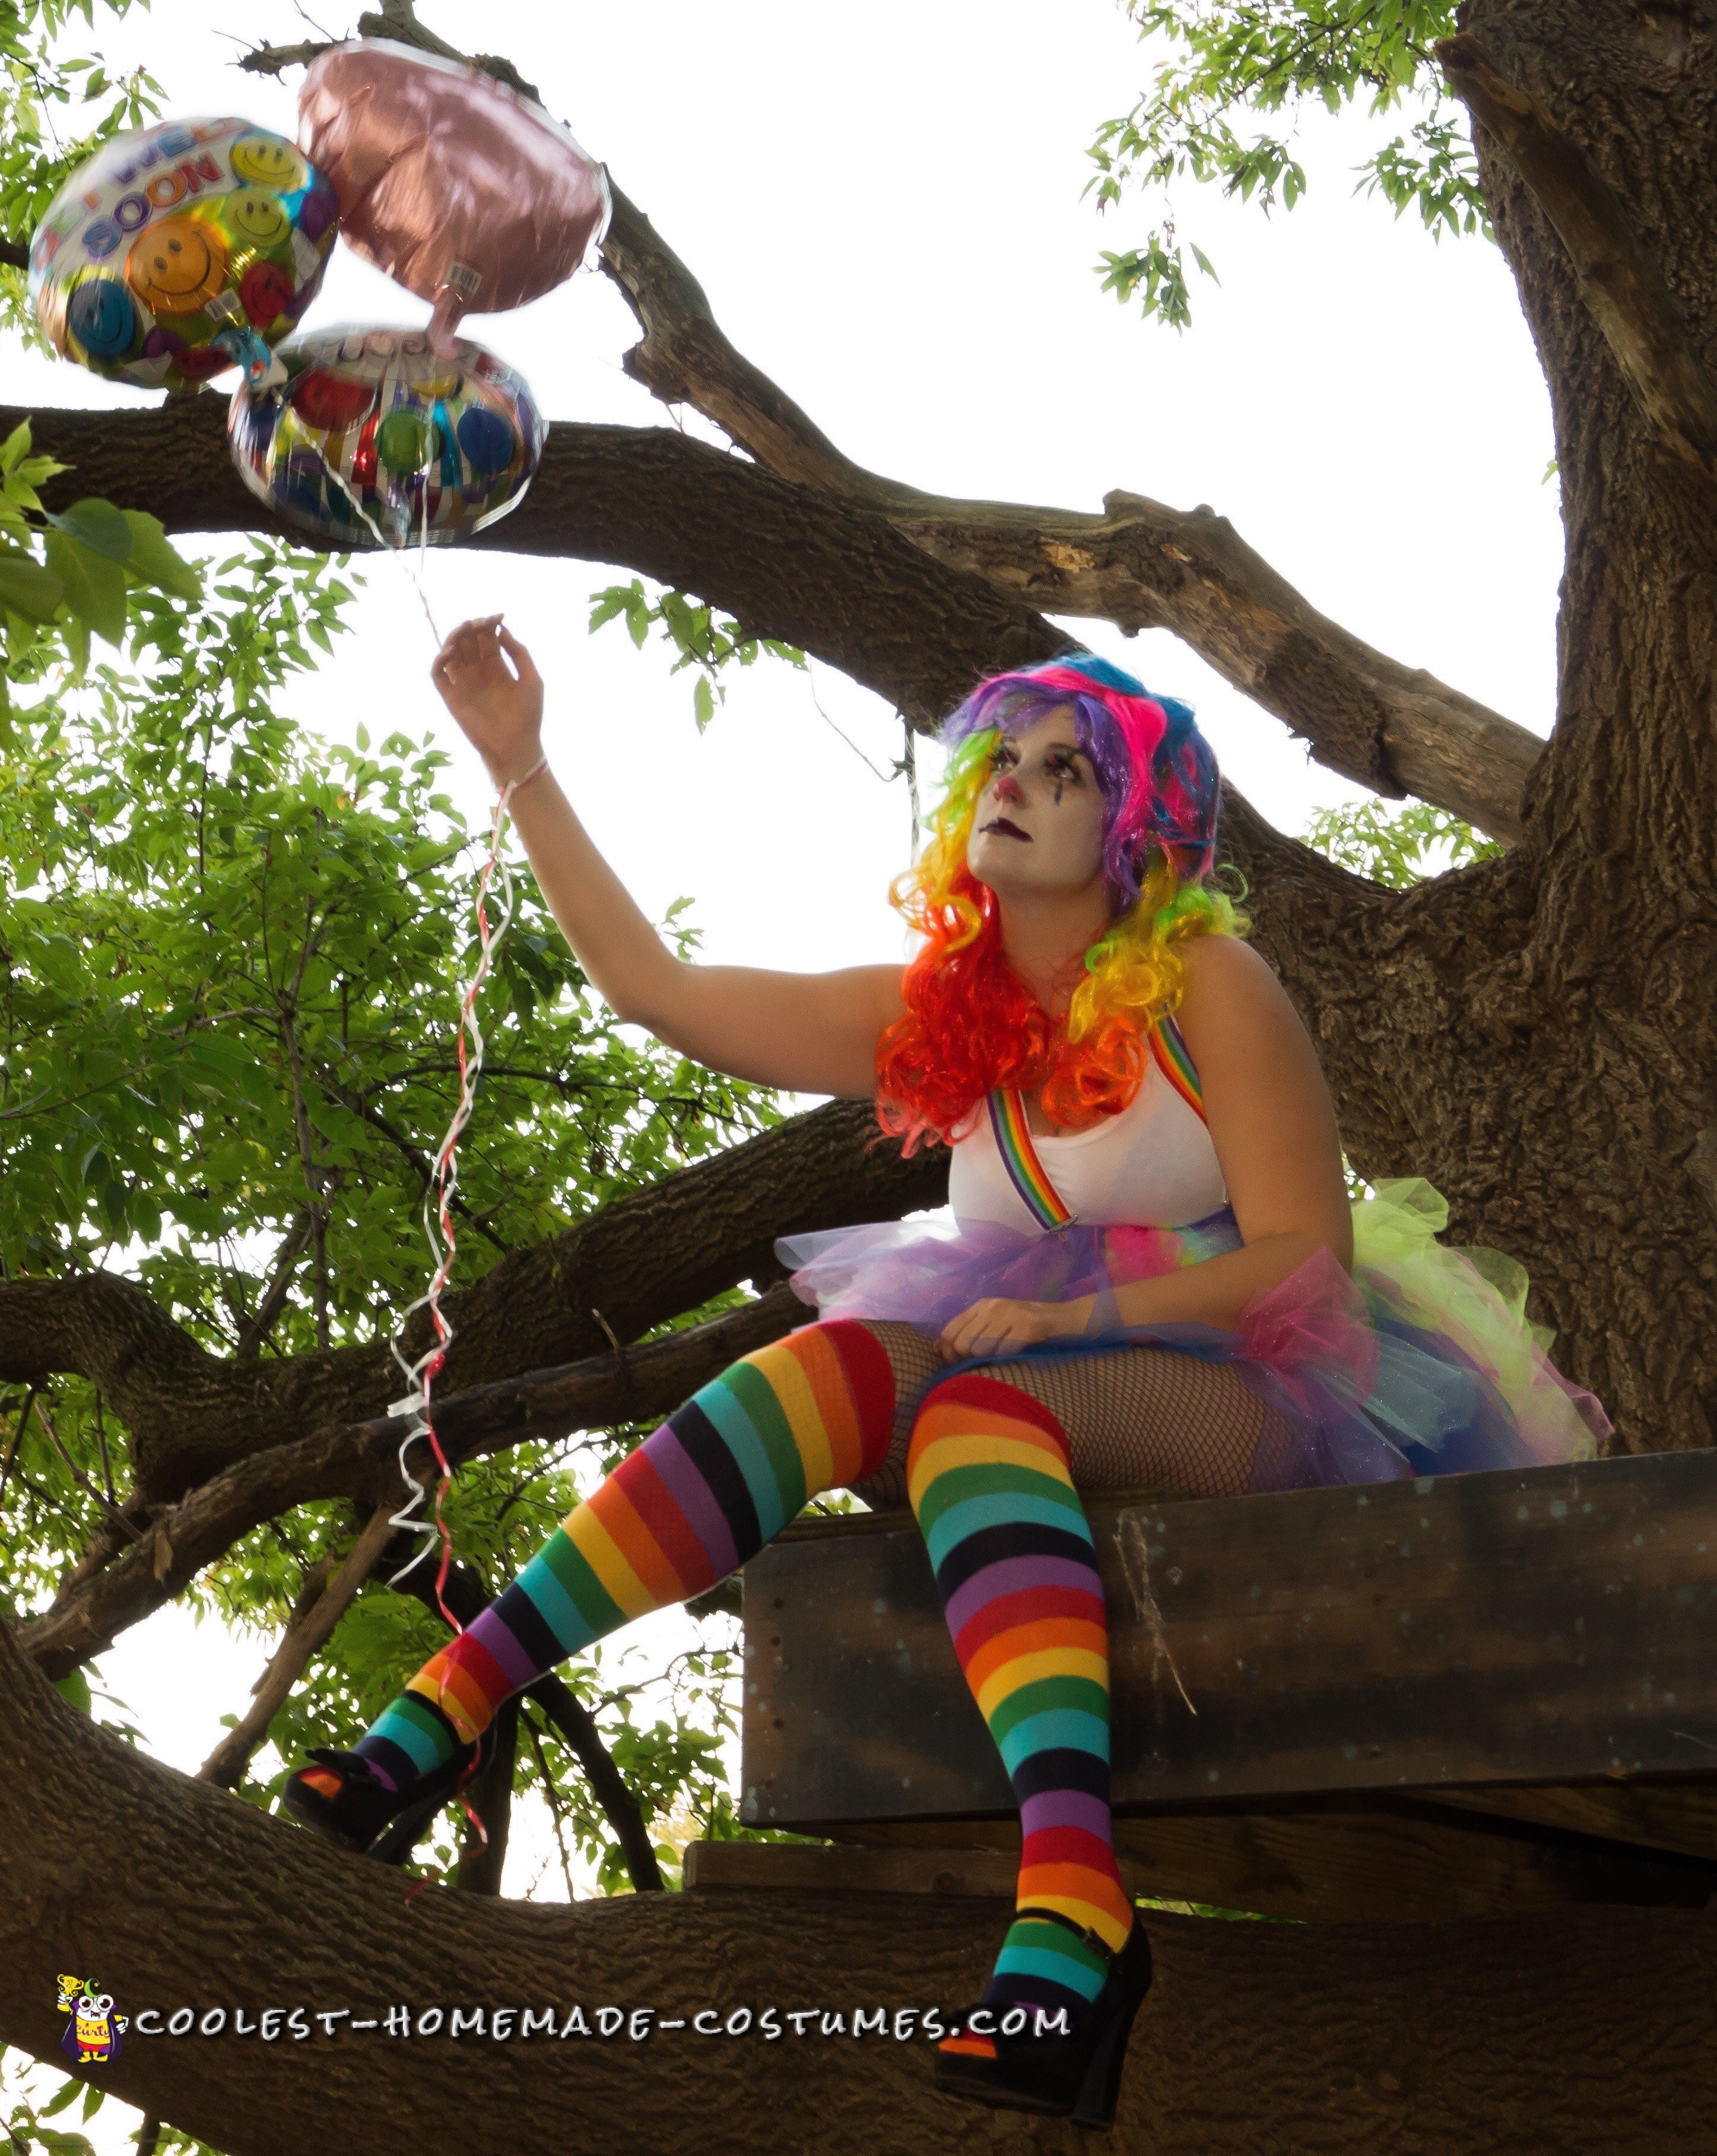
[56,1976,126,2064]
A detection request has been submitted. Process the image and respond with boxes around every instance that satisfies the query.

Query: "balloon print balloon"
[29,118,339,392]
[297,41,610,348]
[227,326,545,549]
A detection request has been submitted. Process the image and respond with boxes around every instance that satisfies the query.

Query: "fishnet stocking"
[849,1321,1284,1508]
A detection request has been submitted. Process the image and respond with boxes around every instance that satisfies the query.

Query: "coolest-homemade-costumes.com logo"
[57,1975,127,2064]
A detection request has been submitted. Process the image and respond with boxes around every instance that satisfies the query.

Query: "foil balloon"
[298,40,610,348]
[227,326,544,548]
[28,118,339,391]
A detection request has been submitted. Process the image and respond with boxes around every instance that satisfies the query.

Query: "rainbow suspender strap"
[988,1016,1207,1232]
[1147,1013,1207,1124]
[987,1088,1077,1230]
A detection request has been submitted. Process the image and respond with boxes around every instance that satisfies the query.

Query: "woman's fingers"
[433,616,505,675]
[496,624,541,687]
[940,1298,1018,1361]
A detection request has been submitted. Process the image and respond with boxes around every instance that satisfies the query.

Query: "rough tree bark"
[6,2,1717,2146]
[2,1618,1715,2156]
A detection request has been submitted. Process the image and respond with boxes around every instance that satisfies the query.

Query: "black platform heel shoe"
[282,1731,492,1862]
[933,1908,1153,2128]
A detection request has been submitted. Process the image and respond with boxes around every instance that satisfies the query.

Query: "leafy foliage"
[1303,794,1502,886]
[1088,1,1480,327]
[589,576,807,731]
[0,493,782,1968]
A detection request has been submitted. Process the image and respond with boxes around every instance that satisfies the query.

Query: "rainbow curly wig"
[874,652,1243,1150]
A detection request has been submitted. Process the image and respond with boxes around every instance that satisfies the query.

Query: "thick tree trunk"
[1430,0,1717,1450]
[2,1616,1715,2156]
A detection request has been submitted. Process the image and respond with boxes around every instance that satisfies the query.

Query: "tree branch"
[195,1501,396,1790]
[219,0,1537,831]
[601,184,894,502]
[18,1282,806,1677]
[233,1170,350,1360]
[239,1,542,101]
[1,372,1536,833]
[12,399,1066,730]
[0,1097,947,1505]
[895,491,1540,839]
[592,173,1540,839]
[5,1605,1716,2156]
[386,1542,667,1894]
[1439,32,1717,478]
[453,1697,518,1895]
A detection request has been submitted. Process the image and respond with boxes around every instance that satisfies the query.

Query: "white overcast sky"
[5,7,1562,2124]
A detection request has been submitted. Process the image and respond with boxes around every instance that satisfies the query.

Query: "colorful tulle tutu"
[777,1178,1608,1493]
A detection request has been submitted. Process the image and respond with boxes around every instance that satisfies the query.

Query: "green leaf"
[80,2081,105,2121]
[119,511,201,602]
[0,543,65,623]
[46,497,134,563]
[188,1032,253,1079]
[692,674,715,733]
[61,608,90,677]
[43,530,127,647]
[51,1666,92,1714]
[40,2078,84,2117]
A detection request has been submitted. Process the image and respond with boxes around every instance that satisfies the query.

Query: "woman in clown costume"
[287,620,1606,2126]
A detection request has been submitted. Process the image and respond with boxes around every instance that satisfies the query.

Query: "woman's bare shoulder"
[1177,932,1283,1009]
[1176,933,1329,1111]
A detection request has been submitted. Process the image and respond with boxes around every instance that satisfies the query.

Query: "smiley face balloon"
[29,118,339,391]
[227,326,545,549]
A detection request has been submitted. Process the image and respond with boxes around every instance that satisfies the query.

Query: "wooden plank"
[685,1802,1717,1922]
[1111,1805,1716,1922]
[684,1840,1024,1898]
[741,1449,1717,1828]
[1417,1780,1717,1862]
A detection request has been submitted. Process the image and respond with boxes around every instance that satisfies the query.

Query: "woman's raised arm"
[431,618,903,1098]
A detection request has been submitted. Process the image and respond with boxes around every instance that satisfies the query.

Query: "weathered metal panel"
[739,1451,1717,1830]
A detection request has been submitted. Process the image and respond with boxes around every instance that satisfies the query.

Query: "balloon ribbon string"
[386,772,525,1672]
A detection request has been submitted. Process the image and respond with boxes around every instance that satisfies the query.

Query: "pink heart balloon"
[298,40,610,346]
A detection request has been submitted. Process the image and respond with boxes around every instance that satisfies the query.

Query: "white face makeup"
[964,707,1107,905]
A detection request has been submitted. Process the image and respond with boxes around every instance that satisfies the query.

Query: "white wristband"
[497,753,549,801]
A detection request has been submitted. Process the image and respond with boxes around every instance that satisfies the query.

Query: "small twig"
[234,1170,350,1359]
[0,1384,37,1516]
[92,1390,116,1510]
[900,718,921,859]
[318,1069,510,1254]
[279,991,332,1353]
[196,1502,396,1789]
[526,1716,580,1902]
[526,1680,664,1894]
[35,1395,140,1544]
[381,1537,665,1893]
[807,671,896,784]
[59,1489,151,1596]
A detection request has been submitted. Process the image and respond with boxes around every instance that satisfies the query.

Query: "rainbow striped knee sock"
[907,1372,1134,2041]
[350,1321,896,1794]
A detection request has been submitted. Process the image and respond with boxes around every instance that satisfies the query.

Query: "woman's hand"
[938,1294,1096,1362]
[430,616,545,787]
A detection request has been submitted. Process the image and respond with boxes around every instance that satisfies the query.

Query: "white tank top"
[947,1057,1229,1232]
